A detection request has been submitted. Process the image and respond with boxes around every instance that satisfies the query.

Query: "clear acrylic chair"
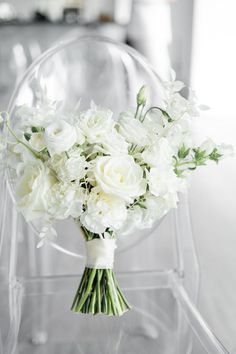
[0,36,229,354]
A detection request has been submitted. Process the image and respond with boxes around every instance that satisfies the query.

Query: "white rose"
[48,182,84,219]
[199,138,216,155]
[117,111,149,146]
[80,187,127,234]
[29,132,46,152]
[49,151,88,182]
[94,155,146,202]
[44,120,77,156]
[148,167,181,197]
[142,137,173,169]
[79,105,114,144]
[16,160,56,221]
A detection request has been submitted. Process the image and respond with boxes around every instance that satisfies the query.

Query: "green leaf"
[24,132,31,141]
[209,148,222,162]
[178,145,190,159]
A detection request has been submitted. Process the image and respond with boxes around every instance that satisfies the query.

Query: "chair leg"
[5,279,23,354]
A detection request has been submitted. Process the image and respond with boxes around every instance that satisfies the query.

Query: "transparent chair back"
[0,36,228,354]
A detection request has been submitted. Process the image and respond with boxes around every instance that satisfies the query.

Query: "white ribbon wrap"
[86,238,117,269]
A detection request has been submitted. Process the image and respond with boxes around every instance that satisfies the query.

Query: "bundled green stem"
[71,227,131,316]
[71,267,131,316]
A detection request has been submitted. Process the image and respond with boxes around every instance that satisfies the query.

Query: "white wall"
[190,0,236,351]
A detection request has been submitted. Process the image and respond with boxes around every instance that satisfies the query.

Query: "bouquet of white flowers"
[1,74,232,316]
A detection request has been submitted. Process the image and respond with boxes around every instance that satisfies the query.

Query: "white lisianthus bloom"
[217,143,234,159]
[165,119,193,153]
[94,129,129,156]
[142,137,173,169]
[119,193,178,236]
[16,160,57,221]
[79,104,114,144]
[143,194,178,223]
[117,111,149,146]
[199,138,216,155]
[49,151,88,182]
[199,139,234,159]
[165,92,199,120]
[80,187,127,234]
[148,167,181,198]
[118,207,143,236]
[48,182,84,219]
[44,120,77,156]
[143,109,165,136]
[94,155,146,203]
[29,132,46,152]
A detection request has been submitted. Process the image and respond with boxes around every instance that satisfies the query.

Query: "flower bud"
[137,85,148,106]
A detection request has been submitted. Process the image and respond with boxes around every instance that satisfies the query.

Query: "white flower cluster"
[7,79,233,246]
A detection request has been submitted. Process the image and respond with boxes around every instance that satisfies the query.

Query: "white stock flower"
[49,150,88,182]
[48,182,84,219]
[117,111,149,146]
[143,109,165,136]
[16,160,56,221]
[165,92,199,121]
[44,120,77,156]
[80,187,127,234]
[199,138,216,155]
[94,155,146,202]
[75,126,86,145]
[79,104,114,144]
[148,167,181,198]
[142,137,173,169]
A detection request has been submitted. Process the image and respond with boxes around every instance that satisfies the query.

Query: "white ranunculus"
[80,187,127,234]
[94,129,129,156]
[94,155,146,203]
[79,105,114,144]
[148,167,181,198]
[16,160,56,221]
[117,111,149,146]
[142,137,173,169]
[44,120,77,156]
[48,182,84,219]
[15,104,59,130]
[49,150,88,182]
[29,132,46,152]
